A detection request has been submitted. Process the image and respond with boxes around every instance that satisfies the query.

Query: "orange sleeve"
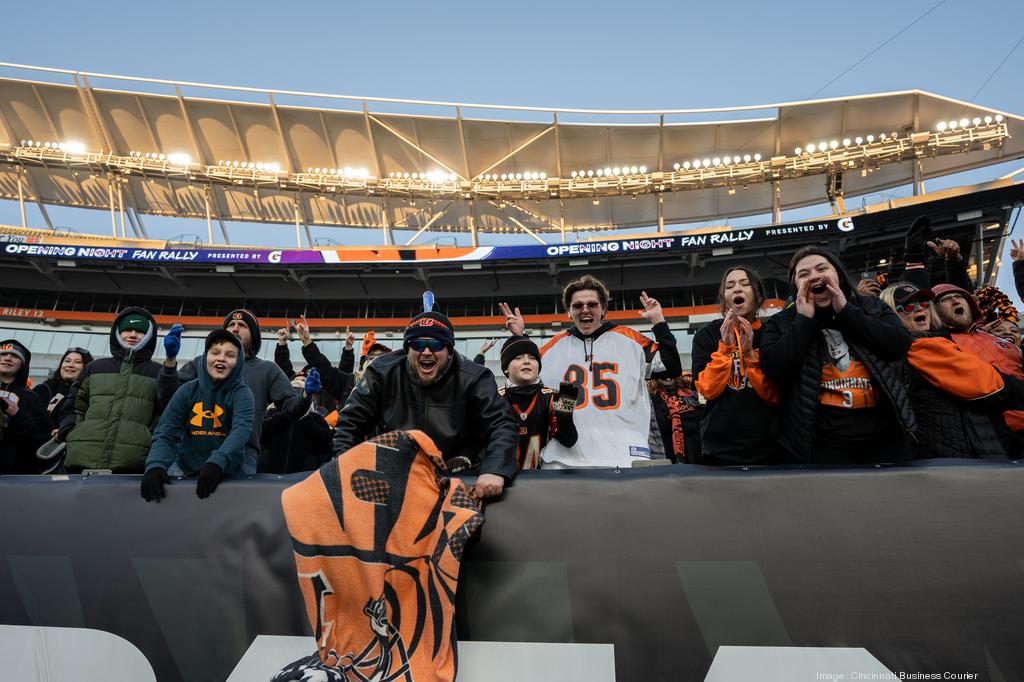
[744,351,780,407]
[324,410,340,428]
[907,336,1004,400]
[695,341,737,401]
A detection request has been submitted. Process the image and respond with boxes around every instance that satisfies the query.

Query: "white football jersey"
[539,323,669,467]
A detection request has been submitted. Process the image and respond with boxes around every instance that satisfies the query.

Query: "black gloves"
[553,382,580,417]
[196,462,223,499]
[904,216,932,264]
[141,468,169,502]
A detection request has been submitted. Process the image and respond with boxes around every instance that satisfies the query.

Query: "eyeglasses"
[408,338,447,353]
[896,301,931,313]
[570,302,602,311]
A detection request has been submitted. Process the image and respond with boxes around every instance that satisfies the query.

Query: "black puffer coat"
[759,295,916,462]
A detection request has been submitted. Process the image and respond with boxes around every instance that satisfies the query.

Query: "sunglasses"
[570,302,602,311]
[896,300,931,313]
[408,338,447,353]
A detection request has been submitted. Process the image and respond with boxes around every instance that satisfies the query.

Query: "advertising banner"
[0,217,855,266]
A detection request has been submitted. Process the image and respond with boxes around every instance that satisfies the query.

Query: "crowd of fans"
[2,215,1023,497]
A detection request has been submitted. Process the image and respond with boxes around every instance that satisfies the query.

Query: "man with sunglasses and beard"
[331,310,518,499]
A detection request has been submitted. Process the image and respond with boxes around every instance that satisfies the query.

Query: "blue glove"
[304,368,321,395]
[163,323,184,360]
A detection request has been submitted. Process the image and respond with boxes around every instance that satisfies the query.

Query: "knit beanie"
[0,339,29,365]
[223,309,262,356]
[0,339,31,387]
[501,336,541,375]
[118,314,151,334]
[205,328,243,353]
[975,286,1020,325]
[403,311,455,350]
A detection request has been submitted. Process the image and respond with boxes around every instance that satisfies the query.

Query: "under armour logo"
[191,402,224,428]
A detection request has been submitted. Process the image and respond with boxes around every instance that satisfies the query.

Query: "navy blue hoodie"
[146,335,254,475]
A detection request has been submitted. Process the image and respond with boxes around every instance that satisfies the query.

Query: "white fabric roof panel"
[0,71,1021,235]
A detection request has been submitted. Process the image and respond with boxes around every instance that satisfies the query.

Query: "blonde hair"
[879,282,938,331]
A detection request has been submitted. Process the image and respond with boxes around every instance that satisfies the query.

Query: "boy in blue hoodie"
[141,330,255,501]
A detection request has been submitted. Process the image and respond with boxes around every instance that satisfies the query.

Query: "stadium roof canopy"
[0,62,1021,245]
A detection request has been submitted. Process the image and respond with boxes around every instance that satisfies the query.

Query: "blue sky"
[2,0,1023,287]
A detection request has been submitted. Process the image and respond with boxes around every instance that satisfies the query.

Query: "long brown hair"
[717,266,766,316]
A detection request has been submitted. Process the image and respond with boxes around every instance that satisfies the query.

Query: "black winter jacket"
[331,350,519,479]
[759,295,916,462]
[259,403,333,473]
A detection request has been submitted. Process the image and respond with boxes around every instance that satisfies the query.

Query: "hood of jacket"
[0,338,31,388]
[197,333,247,401]
[109,307,158,362]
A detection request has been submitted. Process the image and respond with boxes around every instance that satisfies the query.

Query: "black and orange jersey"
[497,382,578,470]
[276,430,482,682]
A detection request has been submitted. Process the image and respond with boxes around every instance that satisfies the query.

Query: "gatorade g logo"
[190,403,224,428]
[837,217,854,232]
[268,250,282,264]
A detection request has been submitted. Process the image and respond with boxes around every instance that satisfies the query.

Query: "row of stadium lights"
[672,155,762,171]
[308,166,371,178]
[19,140,86,154]
[479,171,548,181]
[16,116,1009,186]
[936,114,1003,131]
[571,165,649,178]
[387,170,458,182]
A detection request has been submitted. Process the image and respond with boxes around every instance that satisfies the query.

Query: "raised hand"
[795,278,815,319]
[719,310,736,344]
[824,274,847,313]
[163,323,184,360]
[498,302,525,335]
[276,326,290,346]
[344,327,355,350]
[735,316,756,357]
[478,338,498,355]
[1011,239,1024,262]
[304,368,321,395]
[295,315,312,346]
[927,238,961,261]
[638,291,665,325]
[856,279,881,297]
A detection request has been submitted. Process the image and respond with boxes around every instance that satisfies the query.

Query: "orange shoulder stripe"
[608,325,656,350]
[539,331,572,356]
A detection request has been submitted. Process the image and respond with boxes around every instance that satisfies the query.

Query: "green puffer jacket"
[59,307,164,472]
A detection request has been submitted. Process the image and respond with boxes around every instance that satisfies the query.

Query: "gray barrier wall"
[1,462,1022,682]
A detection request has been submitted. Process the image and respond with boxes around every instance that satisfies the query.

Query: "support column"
[772,181,782,224]
[107,178,117,237]
[294,201,303,248]
[913,159,925,196]
[205,190,214,244]
[118,183,126,238]
[17,173,27,228]
[657,194,665,233]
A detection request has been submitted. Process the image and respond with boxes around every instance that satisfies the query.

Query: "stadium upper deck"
[0,62,1022,246]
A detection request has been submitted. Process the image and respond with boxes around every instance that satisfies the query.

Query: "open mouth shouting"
[911,310,930,331]
[730,294,747,313]
[210,360,230,379]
